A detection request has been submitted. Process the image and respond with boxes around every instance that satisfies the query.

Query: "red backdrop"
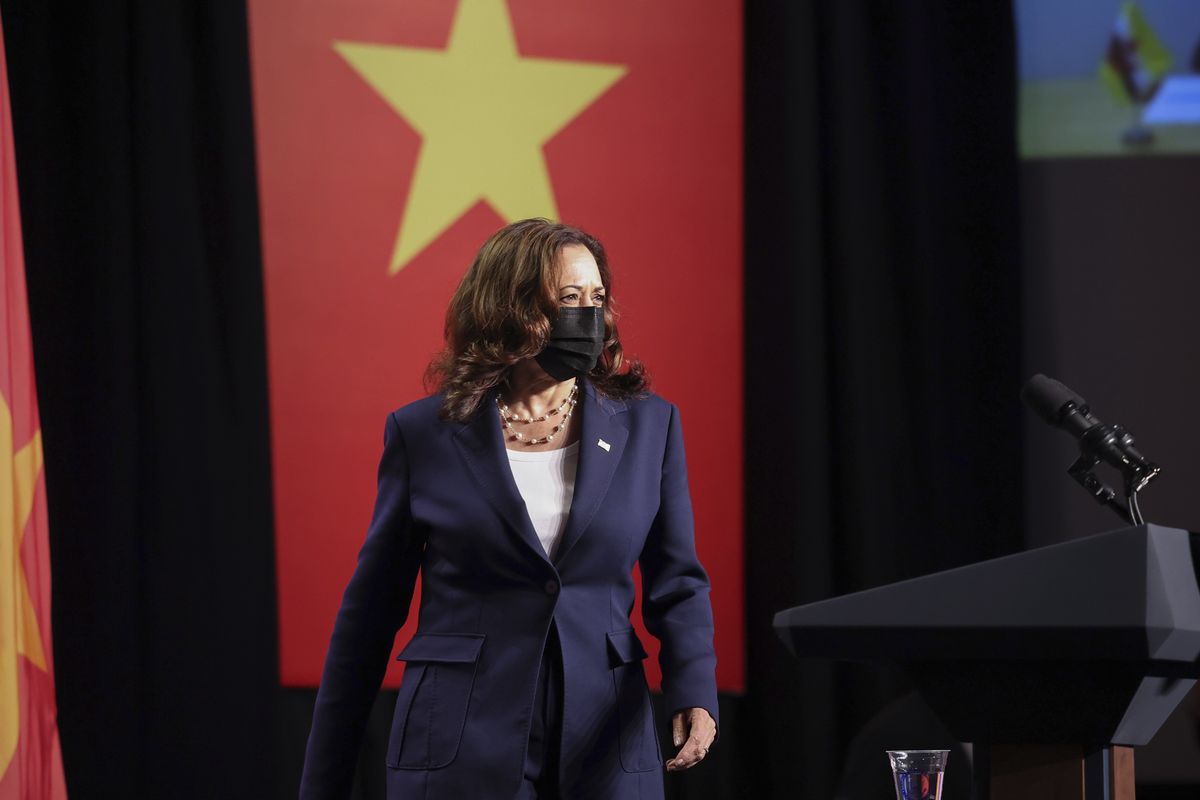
[247,0,743,691]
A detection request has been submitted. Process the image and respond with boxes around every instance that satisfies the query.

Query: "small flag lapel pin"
[597,438,611,452]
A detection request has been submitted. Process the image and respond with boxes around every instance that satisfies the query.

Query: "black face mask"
[534,306,606,381]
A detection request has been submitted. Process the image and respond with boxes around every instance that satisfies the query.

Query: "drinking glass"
[887,749,948,800]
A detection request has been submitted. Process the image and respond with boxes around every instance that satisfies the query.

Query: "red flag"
[248,0,744,692]
[0,10,69,800]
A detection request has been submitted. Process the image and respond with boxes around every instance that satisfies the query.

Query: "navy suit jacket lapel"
[452,387,551,565]
[555,378,628,566]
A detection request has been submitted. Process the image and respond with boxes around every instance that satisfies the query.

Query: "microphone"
[1021,374,1096,439]
[1021,374,1161,506]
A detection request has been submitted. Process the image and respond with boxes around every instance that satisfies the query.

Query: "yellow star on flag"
[334,0,627,274]
[1,391,48,773]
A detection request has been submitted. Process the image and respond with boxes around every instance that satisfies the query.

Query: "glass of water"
[887,750,948,800]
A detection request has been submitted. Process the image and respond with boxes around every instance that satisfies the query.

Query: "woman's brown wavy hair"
[425,218,650,422]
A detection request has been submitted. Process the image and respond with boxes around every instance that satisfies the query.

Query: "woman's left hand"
[665,707,717,772]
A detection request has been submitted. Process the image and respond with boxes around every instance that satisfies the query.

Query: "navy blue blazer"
[299,377,719,799]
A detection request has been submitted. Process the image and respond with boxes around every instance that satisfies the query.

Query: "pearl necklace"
[497,384,579,445]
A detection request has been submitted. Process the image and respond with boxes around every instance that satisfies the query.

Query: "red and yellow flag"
[1099,1,1172,106]
[0,11,68,799]
[248,0,744,692]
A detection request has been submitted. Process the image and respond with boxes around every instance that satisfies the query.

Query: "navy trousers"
[519,623,563,799]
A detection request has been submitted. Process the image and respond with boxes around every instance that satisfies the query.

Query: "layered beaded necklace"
[497,383,579,446]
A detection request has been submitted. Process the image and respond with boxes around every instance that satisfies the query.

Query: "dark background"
[3,0,1198,798]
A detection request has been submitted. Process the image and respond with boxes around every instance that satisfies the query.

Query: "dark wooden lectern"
[773,524,1200,800]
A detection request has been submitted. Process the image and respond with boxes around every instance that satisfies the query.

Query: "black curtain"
[744,2,1022,799]
[1,0,1020,797]
[1,2,277,798]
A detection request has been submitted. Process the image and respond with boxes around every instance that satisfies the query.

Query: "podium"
[773,524,1200,800]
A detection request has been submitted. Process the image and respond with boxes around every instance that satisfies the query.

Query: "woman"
[299,219,719,799]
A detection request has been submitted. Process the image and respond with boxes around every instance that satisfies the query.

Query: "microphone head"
[1021,374,1090,426]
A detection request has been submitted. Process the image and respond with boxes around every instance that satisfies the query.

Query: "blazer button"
[544,579,560,595]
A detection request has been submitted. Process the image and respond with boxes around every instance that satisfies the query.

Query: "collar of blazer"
[451,376,631,569]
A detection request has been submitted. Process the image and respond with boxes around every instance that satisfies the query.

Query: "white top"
[506,441,580,560]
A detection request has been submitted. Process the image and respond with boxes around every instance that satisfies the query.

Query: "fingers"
[665,733,710,772]
[671,712,686,748]
[664,709,717,772]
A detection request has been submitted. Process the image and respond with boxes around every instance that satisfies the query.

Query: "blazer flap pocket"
[606,629,649,666]
[396,632,485,663]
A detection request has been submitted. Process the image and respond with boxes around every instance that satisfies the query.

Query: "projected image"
[1017,0,1200,158]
